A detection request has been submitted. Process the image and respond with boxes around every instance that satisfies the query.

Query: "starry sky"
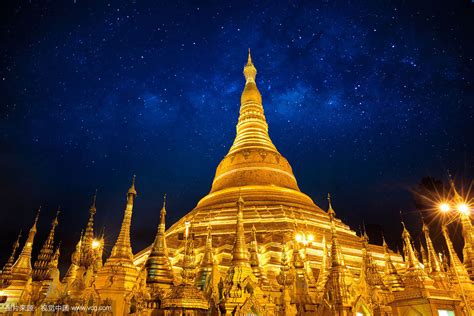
[0,1,473,266]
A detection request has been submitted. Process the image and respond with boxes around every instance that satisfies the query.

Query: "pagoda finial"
[381,232,404,290]
[145,195,173,285]
[181,223,196,285]
[231,196,249,266]
[243,49,257,83]
[400,221,422,271]
[0,230,23,286]
[108,177,137,262]
[33,209,60,281]
[32,206,41,231]
[11,210,41,281]
[80,190,98,268]
[160,193,167,226]
[421,218,442,274]
[327,193,336,220]
[128,174,137,197]
[90,189,98,215]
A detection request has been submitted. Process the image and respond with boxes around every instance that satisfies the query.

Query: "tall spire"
[324,194,352,310]
[327,193,336,220]
[243,48,257,84]
[80,190,97,268]
[401,222,420,269]
[196,222,215,290]
[207,51,300,196]
[161,222,209,312]
[0,230,22,286]
[276,244,295,316]
[360,233,386,289]
[33,208,60,281]
[12,208,40,281]
[231,196,249,266]
[249,225,266,284]
[63,231,83,284]
[316,235,330,290]
[229,49,276,155]
[382,236,404,291]
[450,178,474,279]
[181,223,196,285]
[442,225,471,282]
[421,220,442,274]
[108,175,137,262]
[145,194,173,285]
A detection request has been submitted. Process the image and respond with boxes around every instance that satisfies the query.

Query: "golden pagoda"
[0,51,473,315]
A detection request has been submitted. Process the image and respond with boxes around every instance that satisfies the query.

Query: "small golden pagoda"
[0,51,473,316]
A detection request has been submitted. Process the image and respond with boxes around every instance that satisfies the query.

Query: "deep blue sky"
[0,1,473,265]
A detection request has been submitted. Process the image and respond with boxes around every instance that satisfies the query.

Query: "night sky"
[0,1,473,266]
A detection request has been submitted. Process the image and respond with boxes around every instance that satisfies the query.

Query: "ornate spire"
[450,179,474,279]
[277,244,295,315]
[33,209,60,281]
[419,241,428,270]
[327,193,336,220]
[360,233,385,289]
[207,51,301,196]
[63,231,83,284]
[108,175,137,262]
[181,223,196,285]
[145,194,173,285]
[80,190,97,268]
[322,193,352,308]
[325,220,351,308]
[249,225,266,283]
[316,235,330,290]
[47,243,61,278]
[11,208,40,281]
[162,222,209,312]
[421,220,442,274]
[401,222,420,269]
[442,225,471,284]
[231,196,249,266]
[0,230,22,286]
[382,236,404,291]
[243,48,257,84]
[159,193,167,233]
[196,222,215,290]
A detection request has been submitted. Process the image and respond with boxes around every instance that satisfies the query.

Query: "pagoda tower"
[134,51,401,286]
[33,209,60,281]
[95,176,140,314]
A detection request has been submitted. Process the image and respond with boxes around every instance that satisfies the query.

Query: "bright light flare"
[295,233,303,242]
[457,203,471,216]
[307,234,314,242]
[185,221,190,238]
[439,202,451,213]
[92,239,101,249]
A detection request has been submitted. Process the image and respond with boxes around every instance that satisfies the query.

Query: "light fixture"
[92,239,101,249]
[457,203,470,216]
[439,202,451,213]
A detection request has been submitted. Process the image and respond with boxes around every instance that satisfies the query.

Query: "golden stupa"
[135,50,388,278]
[1,51,473,316]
